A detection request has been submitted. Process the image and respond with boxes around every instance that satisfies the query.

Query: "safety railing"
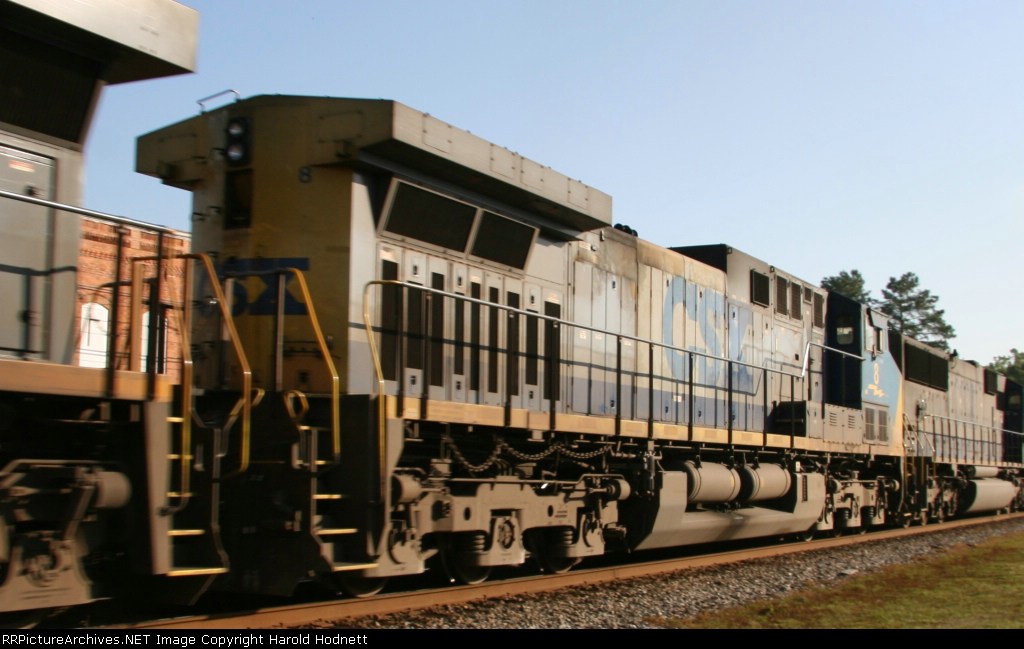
[361,280,848,441]
[0,188,188,387]
[219,267,341,461]
[129,252,255,476]
[919,413,1024,466]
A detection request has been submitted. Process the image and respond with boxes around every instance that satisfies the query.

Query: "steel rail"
[99,512,1024,630]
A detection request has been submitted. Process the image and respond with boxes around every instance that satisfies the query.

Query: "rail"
[802,340,862,371]
[197,89,241,113]
[0,188,184,234]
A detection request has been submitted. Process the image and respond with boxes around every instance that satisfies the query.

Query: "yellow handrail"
[170,257,194,511]
[187,252,254,476]
[362,281,390,504]
[127,252,254,504]
[282,268,341,460]
[128,254,196,510]
[132,253,254,476]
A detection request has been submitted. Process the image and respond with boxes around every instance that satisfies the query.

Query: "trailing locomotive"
[0,0,207,625]
[0,3,1021,619]
[130,95,1022,598]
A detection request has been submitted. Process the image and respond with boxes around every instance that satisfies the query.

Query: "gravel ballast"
[322,518,1024,629]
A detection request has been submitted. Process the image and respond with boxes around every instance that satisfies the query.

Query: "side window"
[835,316,855,346]
[79,302,109,368]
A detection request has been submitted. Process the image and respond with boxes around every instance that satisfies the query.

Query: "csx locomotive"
[127,95,1022,601]
[1,4,1022,624]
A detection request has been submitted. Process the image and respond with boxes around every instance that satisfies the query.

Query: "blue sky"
[84,0,1024,365]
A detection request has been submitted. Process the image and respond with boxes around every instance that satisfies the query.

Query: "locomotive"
[1,3,1022,624]
[130,94,1021,599]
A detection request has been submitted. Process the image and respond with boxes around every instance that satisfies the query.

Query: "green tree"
[821,269,873,304]
[879,272,956,351]
[990,349,1024,384]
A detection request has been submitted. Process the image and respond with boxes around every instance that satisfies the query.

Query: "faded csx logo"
[210,257,311,316]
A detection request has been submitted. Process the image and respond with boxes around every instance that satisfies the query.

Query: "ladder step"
[167,454,193,460]
[167,567,229,577]
[317,528,357,536]
[314,494,344,501]
[168,529,206,537]
[166,492,194,498]
[167,416,185,423]
[331,562,379,573]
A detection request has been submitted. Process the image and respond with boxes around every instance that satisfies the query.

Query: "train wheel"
[0,609,48,629]
[795,526,816,543]
[335,574,388,599]
[439,536,491,585]
[533,549,580,574]
[441,549,491,585]
[528,528,580,574]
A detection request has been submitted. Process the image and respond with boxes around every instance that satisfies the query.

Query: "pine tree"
[821,269,873,305]
[878,272,956,350]
[990,349,1024,384]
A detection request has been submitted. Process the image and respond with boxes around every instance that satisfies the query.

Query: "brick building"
[76,216,190,380]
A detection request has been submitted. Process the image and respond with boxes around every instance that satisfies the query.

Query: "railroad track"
[86,512,1024,630]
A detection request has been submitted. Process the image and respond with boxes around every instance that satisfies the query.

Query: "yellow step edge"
[166,492,194,498]
[167,416,185,423]
[330,563,379,573]
[166,454,193,460]
[317,528,357,535]
[166,567,229,577]
[314,494,344,500]
[168,529,206,537]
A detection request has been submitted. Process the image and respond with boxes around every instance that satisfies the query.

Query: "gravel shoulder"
[318,518,1024,629]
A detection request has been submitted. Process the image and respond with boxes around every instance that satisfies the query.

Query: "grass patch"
[655,531,1024,629]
